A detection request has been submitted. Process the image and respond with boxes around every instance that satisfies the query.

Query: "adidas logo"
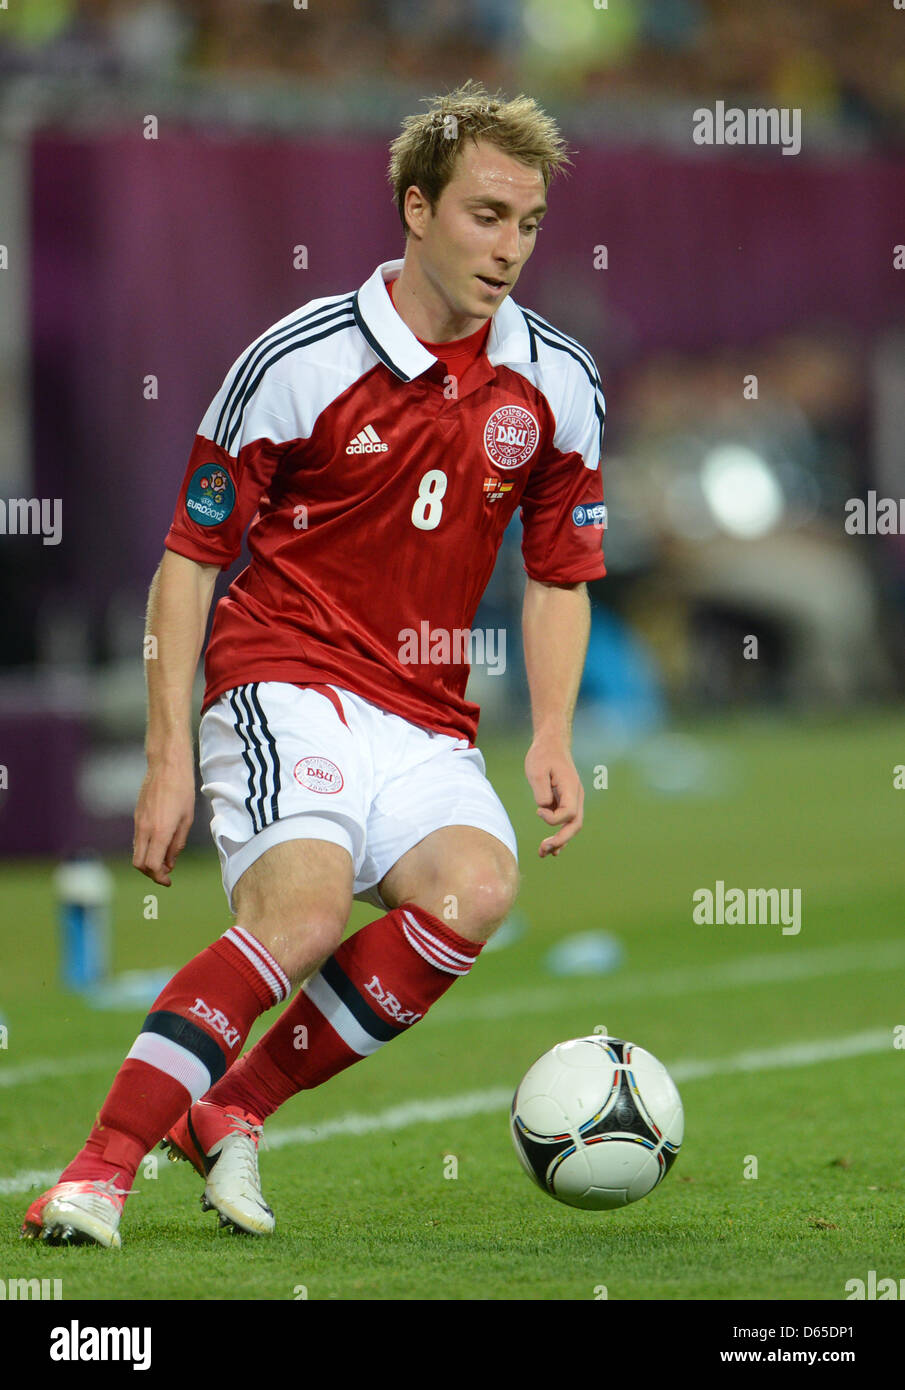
[345,424,388,455]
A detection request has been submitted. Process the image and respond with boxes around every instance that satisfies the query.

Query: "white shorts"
[199,681,518,914]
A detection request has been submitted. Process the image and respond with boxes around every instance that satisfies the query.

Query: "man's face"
[406,138,547,325]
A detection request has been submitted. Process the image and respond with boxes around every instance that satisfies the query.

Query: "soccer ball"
[510,1034,684,1210]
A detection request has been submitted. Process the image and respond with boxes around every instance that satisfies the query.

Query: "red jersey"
[164,259,607,743]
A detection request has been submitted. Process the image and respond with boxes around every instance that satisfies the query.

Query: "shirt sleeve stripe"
[214,296,356,451]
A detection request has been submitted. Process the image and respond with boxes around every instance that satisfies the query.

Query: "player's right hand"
[133,753,196,887]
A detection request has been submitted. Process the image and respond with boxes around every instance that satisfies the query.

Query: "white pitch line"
[428,938,905,1025]
[1,938,901,1092]
[0,1167,63,1198]
[668,1028,892,1081]
[263,1027,894,1151]
[0,1027,893,1197]
[0,1051,122,1090]
[264,1087,514,1152]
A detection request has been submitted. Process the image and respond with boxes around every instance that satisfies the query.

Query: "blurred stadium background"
[0,0,903,935]
[2,0,905,1306]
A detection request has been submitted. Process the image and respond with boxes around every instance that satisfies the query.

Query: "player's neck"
[390,261,490,344]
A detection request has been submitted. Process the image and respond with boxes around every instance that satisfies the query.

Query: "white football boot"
[161,1102,275,1235]
[21,1176,129,1248]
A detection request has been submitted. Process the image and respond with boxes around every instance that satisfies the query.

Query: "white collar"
[353,259,535,381]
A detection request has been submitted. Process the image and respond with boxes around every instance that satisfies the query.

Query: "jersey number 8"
[411,469,447,531]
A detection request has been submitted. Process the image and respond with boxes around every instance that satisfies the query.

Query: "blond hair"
[387,79,571,234]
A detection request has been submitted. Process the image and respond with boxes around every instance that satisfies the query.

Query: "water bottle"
[54,855,113,990]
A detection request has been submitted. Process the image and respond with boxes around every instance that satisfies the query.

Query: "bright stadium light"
[700,444,785,539]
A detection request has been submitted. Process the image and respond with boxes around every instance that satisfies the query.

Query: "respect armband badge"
[572,503,607,528]
[185,464,236,527]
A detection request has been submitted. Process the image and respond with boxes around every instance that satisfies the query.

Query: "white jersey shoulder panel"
[197,291,373,454]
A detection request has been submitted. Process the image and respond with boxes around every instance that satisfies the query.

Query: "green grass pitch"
[1,711,903,1300]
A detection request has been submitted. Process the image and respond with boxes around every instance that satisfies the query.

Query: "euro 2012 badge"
[185,464,236,527]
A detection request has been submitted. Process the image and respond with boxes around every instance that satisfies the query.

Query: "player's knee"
[233,840,352,979]
[239,908,345,982]
[450,855,519,940]
[291,914,345,976]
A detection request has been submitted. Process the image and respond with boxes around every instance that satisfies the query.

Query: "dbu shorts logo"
[293,756,344,794]
[185,464,236,526]
[572,503,607,528]
[483,405,539,471]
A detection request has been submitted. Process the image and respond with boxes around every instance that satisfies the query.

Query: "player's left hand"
[524,739,584,858]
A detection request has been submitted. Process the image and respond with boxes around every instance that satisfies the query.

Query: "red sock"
[205,904,482,1119]
[58,927,290,1191]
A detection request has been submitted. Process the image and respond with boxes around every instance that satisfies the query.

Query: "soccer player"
[22,80,606,1247]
